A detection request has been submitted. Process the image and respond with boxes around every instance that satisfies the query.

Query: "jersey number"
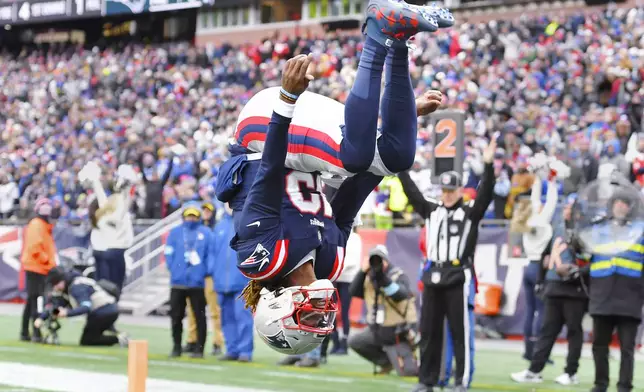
[285,172,333,218]
[434,118,457,158]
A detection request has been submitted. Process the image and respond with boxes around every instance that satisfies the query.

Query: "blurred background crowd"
[0,6,643,224]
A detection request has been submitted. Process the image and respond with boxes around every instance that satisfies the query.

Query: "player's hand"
[548,237,567,270]
[57,308,68,318]
[361,257,370,273]
[416,90,443,117]
[34,318,43,329]
[482,134,498,163]
[281,54,315,98]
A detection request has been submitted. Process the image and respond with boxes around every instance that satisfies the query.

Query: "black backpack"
[97,279,121,300]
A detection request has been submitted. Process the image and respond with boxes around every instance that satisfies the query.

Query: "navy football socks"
[378,46,417,173]
[341,36,387,173]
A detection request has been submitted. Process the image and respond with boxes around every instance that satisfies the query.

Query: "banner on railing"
[352,226,531,336]
[1,223,537,335]
[0,223,152,301]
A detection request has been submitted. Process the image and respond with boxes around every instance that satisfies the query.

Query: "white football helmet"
[254,279,337,355]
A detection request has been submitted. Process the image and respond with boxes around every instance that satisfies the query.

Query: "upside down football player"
[218,0,453,355]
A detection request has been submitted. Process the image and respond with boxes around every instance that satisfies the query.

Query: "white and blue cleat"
[363,0,455,49]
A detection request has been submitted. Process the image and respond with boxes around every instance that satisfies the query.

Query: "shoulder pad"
[389,267,403,280]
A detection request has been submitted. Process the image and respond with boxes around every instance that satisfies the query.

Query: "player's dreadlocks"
[239,279,285,313]
[239,280,262,312]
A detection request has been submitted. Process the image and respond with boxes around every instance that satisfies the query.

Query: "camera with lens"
[41,292,69,345]
[562,265,581,282]
[369,254,384,273]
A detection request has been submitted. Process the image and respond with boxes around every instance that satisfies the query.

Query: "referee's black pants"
[418,280,471,387]
[592,315,639,392]
[529,296,586,375]
[170,287,207,353]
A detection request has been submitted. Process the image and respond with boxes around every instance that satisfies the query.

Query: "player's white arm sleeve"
[274,99,296,118]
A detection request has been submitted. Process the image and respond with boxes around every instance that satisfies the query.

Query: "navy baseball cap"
[439,171,462,190]
[46,267,67,286]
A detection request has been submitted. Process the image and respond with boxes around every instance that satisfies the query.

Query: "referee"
[401,137,497,392]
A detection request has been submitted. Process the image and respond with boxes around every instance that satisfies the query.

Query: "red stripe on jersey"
[236,116,344,168]
[239,130,344,169]
[329,247,345,282]
[237,116,341,150]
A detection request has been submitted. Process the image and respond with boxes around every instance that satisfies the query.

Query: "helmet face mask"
[288,287,337,334]
[254,279,338,355]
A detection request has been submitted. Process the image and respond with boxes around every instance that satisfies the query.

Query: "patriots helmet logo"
[240,243,271,271]
[264,330,291,350]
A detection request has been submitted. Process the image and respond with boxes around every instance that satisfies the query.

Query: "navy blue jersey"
[216,111,382,284]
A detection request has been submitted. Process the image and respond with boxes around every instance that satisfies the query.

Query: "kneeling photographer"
[348,245,418,376]
[34,267,128,347]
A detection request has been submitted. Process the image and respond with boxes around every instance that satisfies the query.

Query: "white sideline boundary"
[0,362,277,392]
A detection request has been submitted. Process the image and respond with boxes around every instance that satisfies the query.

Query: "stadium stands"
[0,6,642,222]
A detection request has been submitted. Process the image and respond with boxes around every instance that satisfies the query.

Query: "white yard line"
[149,360,224,371]
[261,371,353,383]
[52,352,120,361]
[0,362,278,392]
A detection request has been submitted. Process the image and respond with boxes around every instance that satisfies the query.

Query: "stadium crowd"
[0,7,643,223]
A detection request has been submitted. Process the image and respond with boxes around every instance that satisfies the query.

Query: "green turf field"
[0,315,642,392]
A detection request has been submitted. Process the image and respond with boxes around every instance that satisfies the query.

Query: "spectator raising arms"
[138,153,174,219]
[520,170,559,362]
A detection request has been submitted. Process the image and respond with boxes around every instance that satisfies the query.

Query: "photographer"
[348,245,418,377]
[511,195,588,385]
[34,267,128,347]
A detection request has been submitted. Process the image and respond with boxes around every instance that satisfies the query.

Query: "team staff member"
[164,203,212,358]
[568,192,643,392]
[209,204,254,362]
[511,196,589,386]
[35,267,128,347]
[201,202,217,228]
[329,226,362,356]
[20,199,57,342]
[185,201,224,357]
[400,136,497,392]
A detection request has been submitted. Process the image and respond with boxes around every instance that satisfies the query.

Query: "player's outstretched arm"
[331,172,384,236]
[260,54,314,169]
[246,54,315,216]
